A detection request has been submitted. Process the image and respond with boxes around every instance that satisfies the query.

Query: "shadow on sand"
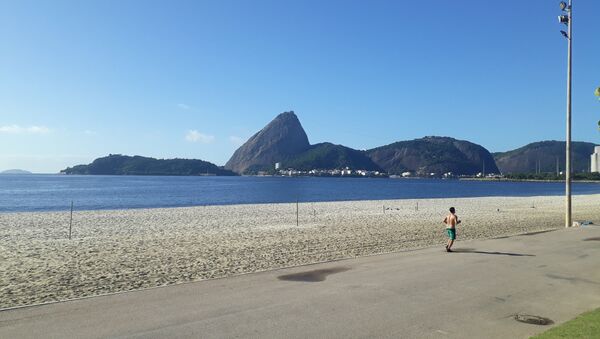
[451,248,535,257]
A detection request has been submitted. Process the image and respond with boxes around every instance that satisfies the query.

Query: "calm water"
[1,174,600,212]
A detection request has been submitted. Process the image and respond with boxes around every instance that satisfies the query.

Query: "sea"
[1,174,600,213]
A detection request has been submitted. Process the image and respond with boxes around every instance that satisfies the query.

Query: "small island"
[61,154,237,176]
[0,169,32,175]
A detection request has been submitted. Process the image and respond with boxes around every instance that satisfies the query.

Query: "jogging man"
[443,207,461,252]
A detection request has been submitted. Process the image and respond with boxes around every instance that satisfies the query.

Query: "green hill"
[367,136,499,175]
[282,143,381,171]
[493,141,596,174]
[61,154,236,176]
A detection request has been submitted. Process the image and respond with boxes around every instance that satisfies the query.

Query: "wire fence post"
[296,199,299,227]
[69,200,73,240]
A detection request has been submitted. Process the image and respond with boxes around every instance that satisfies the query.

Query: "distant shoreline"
[460,177,600,184]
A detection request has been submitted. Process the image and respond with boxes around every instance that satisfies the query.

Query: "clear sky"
[1,0,599,173]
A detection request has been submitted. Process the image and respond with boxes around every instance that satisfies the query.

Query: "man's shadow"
[451,248,535,257]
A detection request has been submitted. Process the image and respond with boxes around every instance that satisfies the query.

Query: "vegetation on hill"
[242,143,382,174]
[493,141,596,174]
[282,143,381,171]
[367,136,499,175]
[225,112,598,177]
[61,154,237,176]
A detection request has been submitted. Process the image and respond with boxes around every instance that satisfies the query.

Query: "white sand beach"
[1,194,599,309]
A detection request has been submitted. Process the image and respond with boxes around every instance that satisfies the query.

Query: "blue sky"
[1,0,599,173]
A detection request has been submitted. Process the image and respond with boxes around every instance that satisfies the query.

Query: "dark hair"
[449,207,455,213]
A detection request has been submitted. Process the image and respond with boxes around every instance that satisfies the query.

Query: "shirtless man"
[443,207,461,252]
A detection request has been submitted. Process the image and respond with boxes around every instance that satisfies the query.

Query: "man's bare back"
[444,213,459,229]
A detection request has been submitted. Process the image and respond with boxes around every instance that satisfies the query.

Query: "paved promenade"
[1,227,599,338]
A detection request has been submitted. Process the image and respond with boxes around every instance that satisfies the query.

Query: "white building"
[592,146,600,173]
[275,162,281,170]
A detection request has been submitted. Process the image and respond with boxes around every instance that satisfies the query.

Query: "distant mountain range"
[60,112,598,177]
[61,155,236,176]
[0,169,32,174]
[225,112,500,175]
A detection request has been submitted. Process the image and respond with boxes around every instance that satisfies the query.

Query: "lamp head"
[559,1,567,11]
[558,15,569,25]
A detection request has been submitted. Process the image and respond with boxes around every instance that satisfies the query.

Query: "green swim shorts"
[446,228,456,240]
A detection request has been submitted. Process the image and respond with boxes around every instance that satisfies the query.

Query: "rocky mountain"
[225,111,310,174]
[283,143,382,171]
[61,154,236,176]
[366,136,499,175]
[493,141,596,174]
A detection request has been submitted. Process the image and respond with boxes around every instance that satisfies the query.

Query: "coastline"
[460,177,600,183]
[1,194,599,309]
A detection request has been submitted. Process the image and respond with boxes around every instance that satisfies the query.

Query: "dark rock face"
[367,136,499,175]
[493,141,596,174]
[225,111,310,174]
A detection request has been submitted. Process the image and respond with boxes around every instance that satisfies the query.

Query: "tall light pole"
[558,1,572,228]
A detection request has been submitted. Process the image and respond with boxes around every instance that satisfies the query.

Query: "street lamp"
[558,0,572,228]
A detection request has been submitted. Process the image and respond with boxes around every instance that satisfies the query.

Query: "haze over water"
[2,175,600,213]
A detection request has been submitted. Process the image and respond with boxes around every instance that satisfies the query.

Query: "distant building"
[275,162,281,170]
[592,146,600,173]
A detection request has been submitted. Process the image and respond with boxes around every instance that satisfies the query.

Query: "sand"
[1,194,599,309]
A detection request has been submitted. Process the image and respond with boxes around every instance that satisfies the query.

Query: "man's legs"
[446,238,454,251]
[446,229,455,252]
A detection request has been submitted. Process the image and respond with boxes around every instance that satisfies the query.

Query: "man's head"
[449,207,455,214]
